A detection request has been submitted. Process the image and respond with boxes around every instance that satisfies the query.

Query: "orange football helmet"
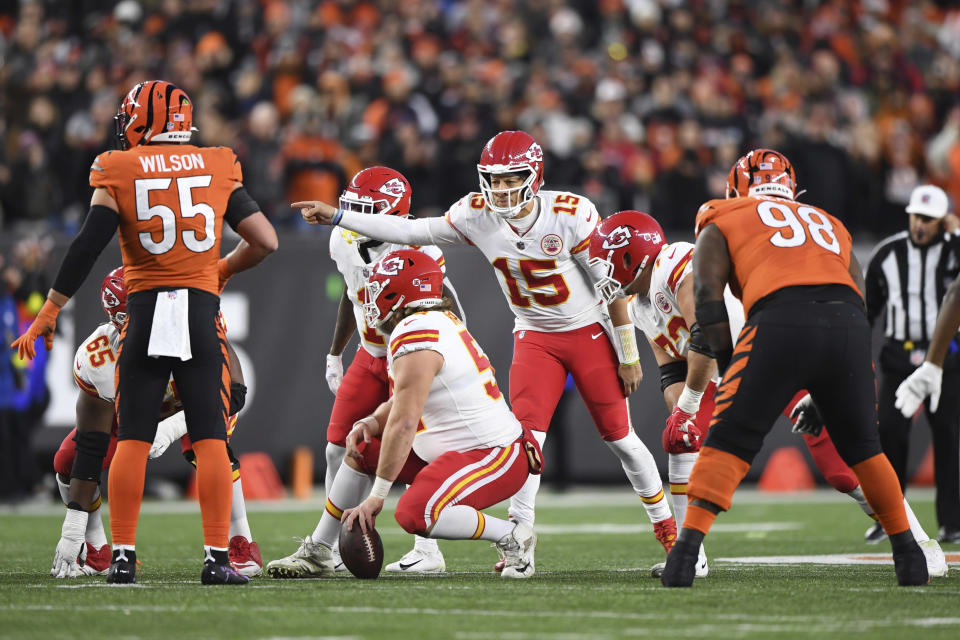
[114,80,196,149]
[725,148,797,200]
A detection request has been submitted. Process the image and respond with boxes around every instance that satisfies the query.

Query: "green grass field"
[1,488,958,640]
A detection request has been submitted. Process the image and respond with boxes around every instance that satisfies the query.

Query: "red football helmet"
[588,210,666,303]
[100,267,127,328]
[363,250,444,328]
[477,130,545,219]
[725,148,797,200]
[114,80,196,150]
[339,166,412,242]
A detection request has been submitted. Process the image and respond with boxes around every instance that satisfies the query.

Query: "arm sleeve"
[224,186,260,231]
[338,210,465,246]
[52,205,119,298]
[864,254,886,326]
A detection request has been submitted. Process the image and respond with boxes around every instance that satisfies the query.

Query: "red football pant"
[510,323,631,441]
[354,438,529,535]
[782,390,860,493]
[326,347,389,447]
[53,426,118,476]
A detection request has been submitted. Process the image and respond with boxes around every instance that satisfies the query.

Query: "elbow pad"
[687,322,715,359]
[659,360,688,392]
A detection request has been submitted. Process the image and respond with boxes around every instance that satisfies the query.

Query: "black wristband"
[52,205,118,298]
[696,300,729,326]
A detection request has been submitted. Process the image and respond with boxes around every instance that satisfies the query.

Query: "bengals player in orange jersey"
[11,80,278,585]
[659,148,929,587]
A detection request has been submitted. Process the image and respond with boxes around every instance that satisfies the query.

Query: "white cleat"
[920,539,948,578]
[651,545,708,579]
[266,536,335,579]
[330,543,348,573]
[385,546,446,574]
[496,523,536,579]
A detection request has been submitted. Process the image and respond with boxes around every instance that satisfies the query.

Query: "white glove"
[895,361,943,417]
[51,508,88,578]
[789,393,824,437]
[326,353,343,394]
[149,412,188,459]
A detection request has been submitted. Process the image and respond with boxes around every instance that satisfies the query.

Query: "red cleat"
[653,517,677,554]
[229,536,263,577]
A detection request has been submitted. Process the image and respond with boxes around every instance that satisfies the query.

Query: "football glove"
[51,508,88,578]
[789,393,824,437]
[662,407,702,453]
[149,412,188,459]
[895,361,942,417]
[326,354,343,394]
[11,299,61,360]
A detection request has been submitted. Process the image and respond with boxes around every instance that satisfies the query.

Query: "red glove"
[662,407,703,453]
[11,299,62,360]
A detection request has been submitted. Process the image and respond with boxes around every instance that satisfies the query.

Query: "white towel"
[147,289,193,361]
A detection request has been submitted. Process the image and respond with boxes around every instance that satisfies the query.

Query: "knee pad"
[70,431,112,482]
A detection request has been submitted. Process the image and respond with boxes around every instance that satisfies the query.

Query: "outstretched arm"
[293,200,465,246]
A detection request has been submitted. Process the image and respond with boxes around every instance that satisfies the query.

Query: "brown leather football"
[338,519,384,579]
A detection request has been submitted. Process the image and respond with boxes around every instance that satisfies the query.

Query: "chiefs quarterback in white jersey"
[589,209,948,580]
[295,131,677,572]
[269,167,455,578]
[50,267,262,579]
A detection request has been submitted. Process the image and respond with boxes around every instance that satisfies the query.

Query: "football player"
[276,250,543,578]
[661,148,927,586]
[295,131,676,574]
[13,80,278,585]
[267,167,456,577]
[589,209,947,579]
[49,267,263,579]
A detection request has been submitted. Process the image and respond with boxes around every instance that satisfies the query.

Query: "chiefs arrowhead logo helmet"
[376,256,406,276]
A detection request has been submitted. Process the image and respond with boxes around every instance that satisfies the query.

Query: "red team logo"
[654,292,673,314]
[524,142,543,164]
[602,225,633,250]
[102,288,121,310]
[376,256,405,276]
[379,178,407,199]
[541,234,563,256]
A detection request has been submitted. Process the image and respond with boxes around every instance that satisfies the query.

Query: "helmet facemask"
[478,169,537,220]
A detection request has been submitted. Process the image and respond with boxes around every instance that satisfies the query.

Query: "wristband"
[676,385,704,414]
[331,208,344,226]
[369,476,392,500]
[613,324,640,365]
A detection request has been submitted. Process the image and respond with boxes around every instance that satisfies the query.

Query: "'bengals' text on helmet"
[725,148,797,200]
[477,131,545,220]
[114,81,197,150]
[587,211,666,303]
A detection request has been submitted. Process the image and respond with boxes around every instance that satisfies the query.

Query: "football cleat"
[330,543,347,573]
[266,536,335,579]
[892,543,929,586]
[938,526,960,544]
[653,517,677,554]
[660,538,700,588]
[385,546,446,574]
[105,550,137,585]
[864,522,888,544]
[228,536,263,577]
[81,543,111,576]
[651,544,708,579]
[496,523,536,579]
[919,539,948,578]
[201,562,250,585]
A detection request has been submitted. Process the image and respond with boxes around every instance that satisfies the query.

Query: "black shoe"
[864,522,888,544]
[106,552,137,584]
[660,539,699,588]
[201,562,250,585]
[892,543,929,586]
[937,527,960,544]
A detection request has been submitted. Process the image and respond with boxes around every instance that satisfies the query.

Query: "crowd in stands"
[1,0,959,236]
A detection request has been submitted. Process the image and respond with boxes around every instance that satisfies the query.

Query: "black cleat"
[106,551,137,584]
[864,522,888,544]
[937,527,960,544]
[660,539,699,588]
[201,562,250,585]
[893,543,929,586]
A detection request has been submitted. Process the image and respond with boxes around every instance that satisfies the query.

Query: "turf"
[1,489,958,640]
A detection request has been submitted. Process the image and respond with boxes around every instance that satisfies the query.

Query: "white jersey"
[329,229,446,358]
[444,190,605,333]
[629,242,745,379]
[73,323,181,414]
[387,310,522,462]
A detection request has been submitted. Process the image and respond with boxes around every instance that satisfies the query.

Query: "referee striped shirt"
[865,231,960,342]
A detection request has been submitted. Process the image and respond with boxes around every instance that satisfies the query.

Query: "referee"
[865,184,960,545]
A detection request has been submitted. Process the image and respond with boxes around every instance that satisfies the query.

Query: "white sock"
[412,490,439,554]
[112,544,135,559]
[429,505,514,542]
[507,431,546,527]
[847,485,875,517]
[85,487,108,548]
[229,476,253,542]
[668,452,698,528]
[56,475,71,505]
[606,431,672,522]
[902,498,929,543]
[311,464,372,548]
[325,442,346,500]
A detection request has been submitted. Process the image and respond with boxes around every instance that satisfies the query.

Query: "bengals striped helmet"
[725,148,797,200]
[114,81,196,150]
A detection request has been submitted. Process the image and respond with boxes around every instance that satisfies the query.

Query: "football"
[338,519,384,579]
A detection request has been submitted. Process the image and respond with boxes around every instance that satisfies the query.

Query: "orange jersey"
[694,196,858,315]
[89,144,242,295]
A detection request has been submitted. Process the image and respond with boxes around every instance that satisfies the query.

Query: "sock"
[413,530,439,553]
[429,505,514,542]
[324,442,346,502]
[687,446,750,512]
[668,452,698,530]
[852,453,909,536]
[311,464,373,548]
[204,545,229,565]
[229,476,253,542]
[684,504,718,535]
[112,544,136,564]
[107,440,151,546]
[606,431,671,521]
[192,439,234,549]
[846,485,875,517]
[802,429,860,493]
[507,431,545,526]
[85,487,108,548]
[902,498,929,543]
